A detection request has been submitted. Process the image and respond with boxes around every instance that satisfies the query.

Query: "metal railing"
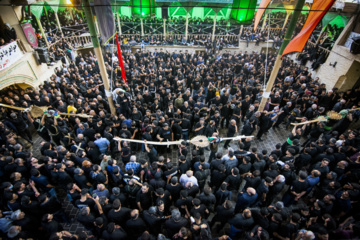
[306,41,331,58]
[46,30,331,55]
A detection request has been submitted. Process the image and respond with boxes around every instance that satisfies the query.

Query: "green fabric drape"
[322,13,348,28]
[31,3,44,19]
[45,0,60,13]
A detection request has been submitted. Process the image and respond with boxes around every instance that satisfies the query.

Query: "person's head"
[112,199,121,210]
[171,209,181,221]
[179,227,189,238]
[299,170,308,180]
[321,158,330,167]
[131,209,139,219]
[246,187,256,196]
[243,208,252,218]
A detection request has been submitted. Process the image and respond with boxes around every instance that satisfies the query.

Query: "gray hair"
[130,155,136,162]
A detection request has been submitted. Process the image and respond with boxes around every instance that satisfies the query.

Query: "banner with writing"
[0,41,23,71]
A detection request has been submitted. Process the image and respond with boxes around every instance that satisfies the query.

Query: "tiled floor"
[31,122,290,236]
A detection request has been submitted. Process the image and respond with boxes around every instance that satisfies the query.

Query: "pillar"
[185,12,189,40]
[261,14,267,31]
[36,17,49,48]
[94,16,100,36]
[212,12,217,42]
[117,12,122,35]
[141,18,144,36]
[163,19,166,37]
[82,0,116,115]
[55,12,63,36]
[282,12,290,30]
[68,7,74,20]
[258,0,306,111]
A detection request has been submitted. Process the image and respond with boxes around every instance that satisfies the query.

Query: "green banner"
[45,0,60,13]
[31,3,44,19]
[322,13,348,28]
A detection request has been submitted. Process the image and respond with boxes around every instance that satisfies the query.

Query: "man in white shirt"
[179,170,198,187]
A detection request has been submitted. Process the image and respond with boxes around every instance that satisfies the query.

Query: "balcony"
[0,39,62,90]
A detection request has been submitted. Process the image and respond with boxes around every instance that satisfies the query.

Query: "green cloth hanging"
[45,0,60,13]
[31,3,44,19]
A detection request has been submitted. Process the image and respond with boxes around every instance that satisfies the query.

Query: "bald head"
[247,187,256,195]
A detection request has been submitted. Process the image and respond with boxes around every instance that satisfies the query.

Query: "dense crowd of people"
[0,40,360,240]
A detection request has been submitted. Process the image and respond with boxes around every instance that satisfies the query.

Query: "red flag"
[115,34,127,83]
[282,0,335,56]
[254,0,271,31]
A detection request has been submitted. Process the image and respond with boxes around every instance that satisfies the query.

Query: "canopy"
[30,2,44,19]
[45,0,60,13]
[322,12,348,28]
[197,0,233,14]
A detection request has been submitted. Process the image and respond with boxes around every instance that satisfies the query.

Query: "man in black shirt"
[136,183,153,212]
[210,200,235,232]
[178,155,191,174]
[77,206,95,231]
[282,171,309,207]
[107,199,131,227]
[126,209,147,239]
[101,222,128,240]
[165,209,188,238]
[157,123,173,154]
[224,119,237,149]
[38,194,70,225]
[194,118,206,136]
[143,206,163,234]
[210,164,227,192]
[224,167,241,191]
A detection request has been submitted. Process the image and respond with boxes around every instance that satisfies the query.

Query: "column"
[36,17,49,48]
[282,12,290,30]
[94,16,100,35]
[261,14,267,31]
[212,12,217,42]
[141,18,144,36]
[239,25,243,48]
[117,11,122,35]
[68,7,74,20]
[185,11,189,40]
[258,0,306,111]
[82,0,116,115]
[55,12,63,36]
[163,18,166,37]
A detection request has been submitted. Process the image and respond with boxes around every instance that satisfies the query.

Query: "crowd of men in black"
[1,38,360,240]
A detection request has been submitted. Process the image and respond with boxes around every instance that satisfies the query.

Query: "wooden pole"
[261,14,267,31]
[258,0,306,112]
[212,12,217,42]
[316,27,325,45]
[117,12,122,35]
[43,6,50,23]
[185,11,189,40]
[94,16,100,35]
[36,17,49,48]
[68,7,74,20]
[239,25,243,48]
[55,12,63,36]
[282,12,290,30]
[83,0,116,115]
[140,18,144,36]
[163,19,166,37]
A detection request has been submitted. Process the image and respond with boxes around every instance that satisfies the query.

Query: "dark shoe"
[257,138,263,141]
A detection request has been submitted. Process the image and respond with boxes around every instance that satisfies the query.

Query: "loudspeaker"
[35,47,48,55]
[350,37,360,54]
[35,47,50,64]
[162,7,169,19]
[38,53,50,64]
